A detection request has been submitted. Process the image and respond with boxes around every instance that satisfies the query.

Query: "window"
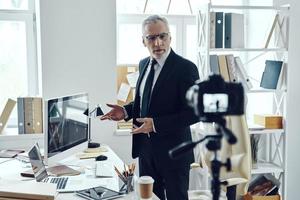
[0,0,39,127]
[117,14,196,65]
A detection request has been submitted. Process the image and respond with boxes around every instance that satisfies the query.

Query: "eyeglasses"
[144,32,170,42]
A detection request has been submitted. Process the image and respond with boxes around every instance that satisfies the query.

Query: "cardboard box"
[253,114,283,129]
[243,193,280,200]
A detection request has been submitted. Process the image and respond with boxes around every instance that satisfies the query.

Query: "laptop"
[28,144,81,193]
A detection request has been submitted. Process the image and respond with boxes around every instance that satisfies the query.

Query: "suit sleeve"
[124,102,133,121]
[153,62,200,133]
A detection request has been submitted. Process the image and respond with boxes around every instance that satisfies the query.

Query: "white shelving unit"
[196,2,289,199]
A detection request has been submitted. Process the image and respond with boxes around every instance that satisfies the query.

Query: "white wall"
[281,0,300,199]
[39,0,134,163]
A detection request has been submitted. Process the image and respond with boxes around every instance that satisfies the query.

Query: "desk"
[0,145,158,200]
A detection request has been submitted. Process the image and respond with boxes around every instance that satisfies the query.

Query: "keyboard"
[44,177,69,189]
[95,161,114,177]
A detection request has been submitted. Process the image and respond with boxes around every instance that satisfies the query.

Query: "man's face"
[142,20,171,60]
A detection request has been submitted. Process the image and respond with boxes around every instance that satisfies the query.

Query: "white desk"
[0,145,158,200]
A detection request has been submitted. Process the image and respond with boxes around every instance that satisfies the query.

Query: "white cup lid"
[138,176,154,184]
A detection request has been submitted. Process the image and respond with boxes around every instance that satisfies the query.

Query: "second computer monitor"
[44,93,89,166]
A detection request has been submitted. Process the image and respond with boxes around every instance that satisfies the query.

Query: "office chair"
[189,115,251,200]
[219,115,252,200]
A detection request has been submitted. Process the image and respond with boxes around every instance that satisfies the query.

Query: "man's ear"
[142,37,146,47]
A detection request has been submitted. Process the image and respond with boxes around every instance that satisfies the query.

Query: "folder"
[225,13,244,48]
[218,55,230,82]
[235,57,253,91]
[0,99,16,134]
[215,12,224,48]
[210,12,216,48]
[225,54,238,82]
[260,60,283,89]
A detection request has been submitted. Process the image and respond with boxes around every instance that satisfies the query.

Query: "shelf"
[249,129,284,135]
[209,48,287,52]
[247,89,287,93]
[251,162,284,174]
[210,5,290,11]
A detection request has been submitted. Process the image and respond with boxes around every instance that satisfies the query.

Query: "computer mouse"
[95,155,107,161]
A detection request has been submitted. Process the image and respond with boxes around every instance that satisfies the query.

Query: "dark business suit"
[124,49,199,200]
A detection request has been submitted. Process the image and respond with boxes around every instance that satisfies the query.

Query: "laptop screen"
[28,144,48,182]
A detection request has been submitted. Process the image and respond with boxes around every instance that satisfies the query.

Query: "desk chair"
[220,115,251,200]
[189,115,251,200]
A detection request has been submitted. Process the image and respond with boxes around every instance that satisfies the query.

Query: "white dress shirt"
[139,48,171,107]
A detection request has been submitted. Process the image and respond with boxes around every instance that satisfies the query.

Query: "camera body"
[186,74,244,122]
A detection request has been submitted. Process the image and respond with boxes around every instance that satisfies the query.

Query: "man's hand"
[100,103,125,121]
[132,118,154,135]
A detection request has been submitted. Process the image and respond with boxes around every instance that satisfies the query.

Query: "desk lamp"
[83,105,104,148]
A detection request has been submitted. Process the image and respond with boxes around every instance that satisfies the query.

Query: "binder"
[17,97,43,134]
[17,98,25,134]
[215,12,224,48]
[0,99,16,134]
[225,13,244,48]
[209,55,220,74]
[260,60,283,89]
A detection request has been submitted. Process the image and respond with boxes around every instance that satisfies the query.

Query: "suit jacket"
[124,49,200,169]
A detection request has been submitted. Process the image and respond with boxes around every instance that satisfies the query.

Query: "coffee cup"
[137,176,154,200]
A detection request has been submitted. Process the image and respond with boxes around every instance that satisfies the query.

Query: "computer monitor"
[44,93,89,166]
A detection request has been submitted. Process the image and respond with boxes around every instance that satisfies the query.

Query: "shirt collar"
[153,48,171,68]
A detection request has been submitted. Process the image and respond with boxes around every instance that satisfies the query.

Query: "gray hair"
[142,15,170,35]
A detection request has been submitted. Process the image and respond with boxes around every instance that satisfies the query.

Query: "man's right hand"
[100,103,125,121]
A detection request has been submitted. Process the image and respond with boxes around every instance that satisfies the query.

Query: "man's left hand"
[132,118,154,135]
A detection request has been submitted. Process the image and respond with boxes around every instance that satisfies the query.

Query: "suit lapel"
[136,58,150,96]
[133,58,150,116]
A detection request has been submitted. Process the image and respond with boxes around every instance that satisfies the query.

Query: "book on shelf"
[0,98,16,134]
[225,13,245,48]
[260,60,283,89]
[17,97,43,134]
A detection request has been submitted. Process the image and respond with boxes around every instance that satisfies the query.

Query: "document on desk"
[95,161,114,178]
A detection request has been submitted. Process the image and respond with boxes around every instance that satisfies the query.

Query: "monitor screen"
[46,93,88,158]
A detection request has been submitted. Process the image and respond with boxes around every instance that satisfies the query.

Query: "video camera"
[186,74,244,122]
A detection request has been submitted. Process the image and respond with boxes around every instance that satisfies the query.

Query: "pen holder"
[119,175,134,194]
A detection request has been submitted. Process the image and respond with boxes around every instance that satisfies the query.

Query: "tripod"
[169,116,237,200]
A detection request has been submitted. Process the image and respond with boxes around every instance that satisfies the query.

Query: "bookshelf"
[196,2,289,199]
